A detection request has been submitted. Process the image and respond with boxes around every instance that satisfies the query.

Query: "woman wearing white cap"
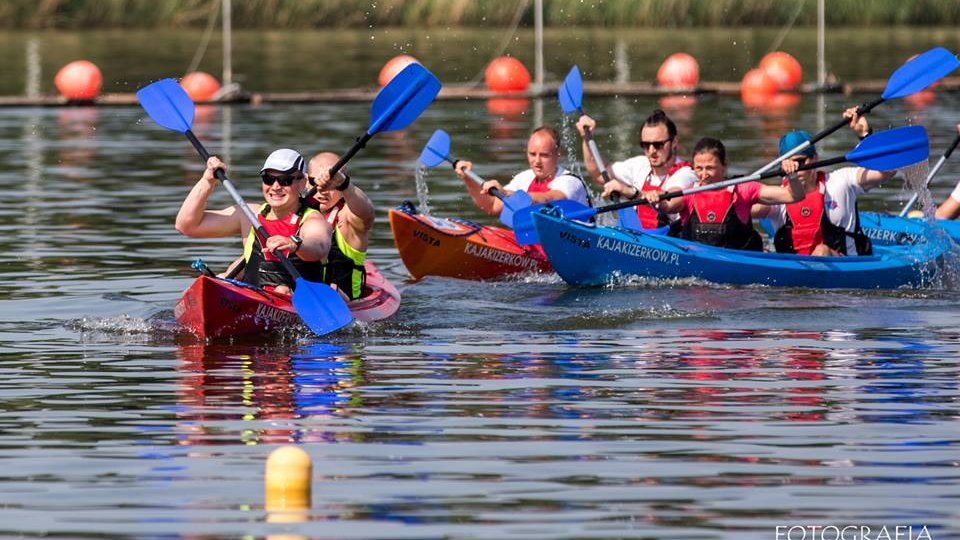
[175,148,332,295]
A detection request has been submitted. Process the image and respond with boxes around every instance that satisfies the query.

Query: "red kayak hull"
[388,204,552,280]
[174,261,400,339]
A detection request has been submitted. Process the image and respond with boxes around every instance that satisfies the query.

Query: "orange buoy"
[657,53,700,89]
[740,68,779,107]
[378,55,419,86]
[484,56,531,93]
[54,60,102,101]
[759,52,802,91]
[180,72,221,102]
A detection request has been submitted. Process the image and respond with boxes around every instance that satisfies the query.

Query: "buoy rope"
[185,0,222,76]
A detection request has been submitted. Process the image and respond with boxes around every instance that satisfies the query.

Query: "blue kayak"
[531,209,953,289]
[860,211,960,245]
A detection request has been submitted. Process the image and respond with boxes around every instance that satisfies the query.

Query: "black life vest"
[321,200,367,300]
[681,186,763,251]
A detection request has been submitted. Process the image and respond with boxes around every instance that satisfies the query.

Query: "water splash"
[900,160,933,218]
[413,161,432,216]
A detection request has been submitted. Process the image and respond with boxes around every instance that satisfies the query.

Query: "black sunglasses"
[640,138,673,151]
[261,173,301,187]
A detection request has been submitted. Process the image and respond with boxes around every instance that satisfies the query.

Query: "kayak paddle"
[304,62,442,199]
[136,78,353,336]
[418,129,532,228]
[753,47,958,175]
[556,64,642,231]
[514,125,930,244]
[899,132,960,216]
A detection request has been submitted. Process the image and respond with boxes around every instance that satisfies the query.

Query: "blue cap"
[778,130,816,157]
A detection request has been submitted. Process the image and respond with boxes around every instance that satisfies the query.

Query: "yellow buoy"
[265,445,311,521]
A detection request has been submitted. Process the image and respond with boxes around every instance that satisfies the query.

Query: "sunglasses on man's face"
[261,173,300,187]
[640,138,673,151]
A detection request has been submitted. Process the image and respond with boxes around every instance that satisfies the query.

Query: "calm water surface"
[1,28,960,539]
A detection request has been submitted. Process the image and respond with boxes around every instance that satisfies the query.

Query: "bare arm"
[175,156,246,238]
[337,182,375,251]
[757,175,804,205]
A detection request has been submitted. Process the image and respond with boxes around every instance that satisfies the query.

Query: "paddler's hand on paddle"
[454,160,474,180]
[601,179,638,200]
[202,156,225,186]
[481,179,507,196]
[263,234,301,257]
[575,114,597,139]
[312,167,349,192]
[781,157,801,175]
[843,106,872,139]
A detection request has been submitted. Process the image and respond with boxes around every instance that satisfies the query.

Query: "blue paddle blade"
[558,65,583,114]
[136,78,195,133]
[882,47,960,99]
[498,190,533,227]
[512,199,597,245]
[846,125,929,171]
[291,278,353,336]
[419,129,451,168]
[617,207,644,231]
[369,63,442,135]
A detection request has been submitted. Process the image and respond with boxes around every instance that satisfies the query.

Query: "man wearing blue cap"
[755,107,894,256]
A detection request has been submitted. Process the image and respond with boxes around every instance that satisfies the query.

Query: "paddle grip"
[184,130,304,280]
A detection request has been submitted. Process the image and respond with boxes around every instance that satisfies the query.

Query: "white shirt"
[767,167,868,254]
[611,155,697,192]
[503,166,589,206]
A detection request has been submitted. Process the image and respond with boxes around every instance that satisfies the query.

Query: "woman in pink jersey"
[643,137,803,251]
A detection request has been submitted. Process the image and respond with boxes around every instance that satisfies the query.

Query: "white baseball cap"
[260,148,306,174]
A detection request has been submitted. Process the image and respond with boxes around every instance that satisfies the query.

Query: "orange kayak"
[175,261,400,339]
[388,202,552,280]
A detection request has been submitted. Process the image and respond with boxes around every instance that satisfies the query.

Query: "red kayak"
[388,202,552,280]
[175,261,400,339]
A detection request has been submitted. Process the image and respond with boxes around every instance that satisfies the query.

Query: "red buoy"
[54,60,102,101]
[180,72,221,102]
[485,56,531,93]
[657,53,700,89]
[378,55,419,87]
[759,52,802,91]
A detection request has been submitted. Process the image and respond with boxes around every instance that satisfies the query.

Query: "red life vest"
[257,209,305,262]
[682,186,762,251]
[773,173,849,255]
[635,160,692,229]
[525,176,552,194]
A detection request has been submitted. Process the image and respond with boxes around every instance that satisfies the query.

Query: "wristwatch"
[290,234,303,253]
[336,173,351,191]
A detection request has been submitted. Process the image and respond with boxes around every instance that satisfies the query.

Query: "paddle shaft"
[184,130,304,280]
[900,133,960,216]
[447,159,512,202]
[591,155,846,214]
[751,97,883,176]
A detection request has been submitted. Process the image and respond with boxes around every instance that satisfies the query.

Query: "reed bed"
[3,0,960,29]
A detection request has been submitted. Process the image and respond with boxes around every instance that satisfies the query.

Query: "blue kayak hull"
[860,211,960,245]
[532,211,952,289]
